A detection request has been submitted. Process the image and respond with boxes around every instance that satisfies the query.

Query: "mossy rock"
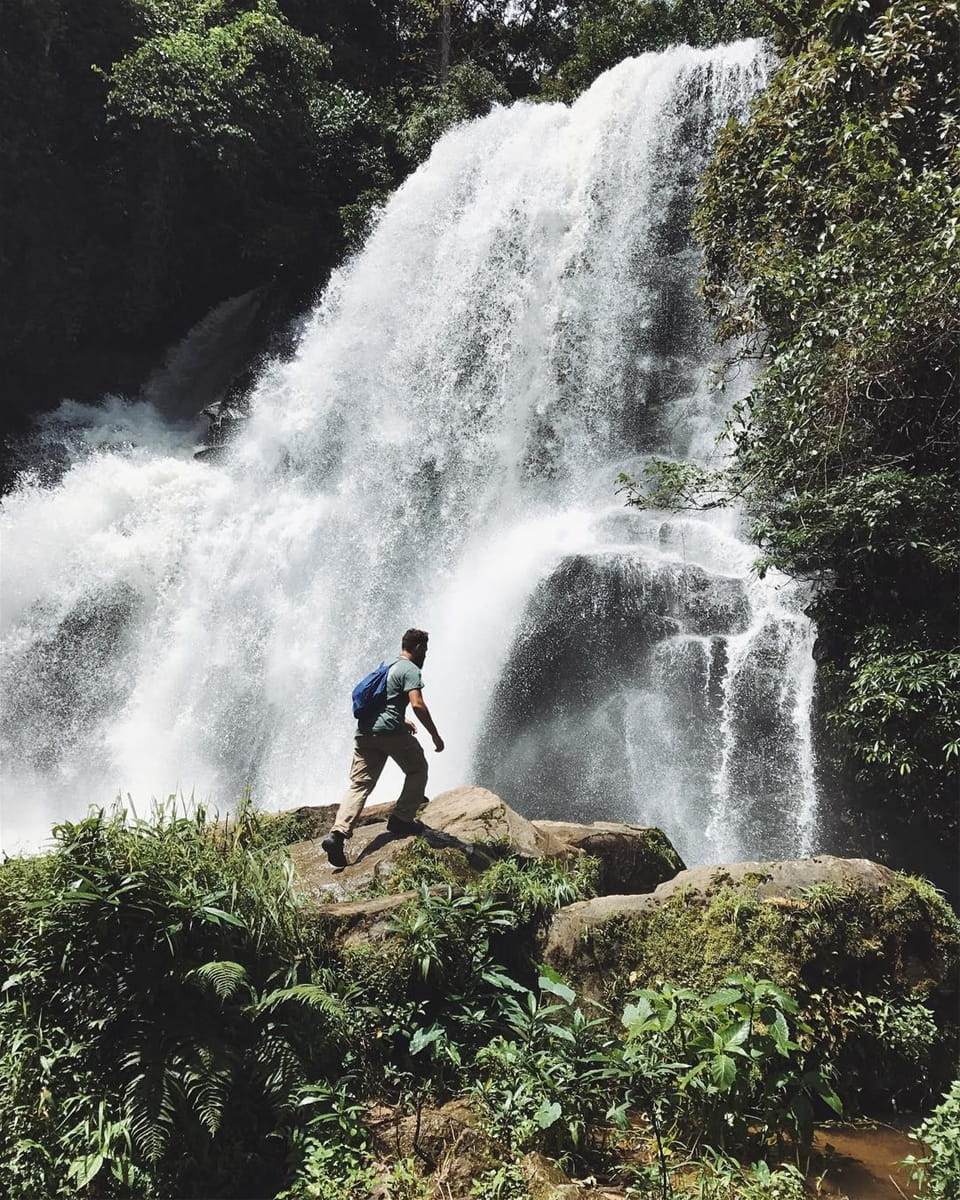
[542,857,958,1002]
[530,819,684,895]
[540,855,960,1113]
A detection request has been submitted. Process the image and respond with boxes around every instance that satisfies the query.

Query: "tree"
[540,0,773,99]
[0,0,392,427]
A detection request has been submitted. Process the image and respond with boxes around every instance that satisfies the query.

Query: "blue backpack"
[351,660,398,719]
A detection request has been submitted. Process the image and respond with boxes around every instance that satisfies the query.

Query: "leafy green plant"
[692,0,960,836]
[805,988,939,1112]
[621,974,840,1157]
[904,1079,960,1199]
[472,969,623,1166]
[275,1076,376,1200]
[277,1138,375,1200]
[470,1160,530,1200]
[0,799,332,1198]
[474,853,600,923]
[383,1156,430,1200]
[678,1153,807,1200]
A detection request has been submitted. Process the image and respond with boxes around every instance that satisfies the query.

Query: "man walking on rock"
[322,628,444,868]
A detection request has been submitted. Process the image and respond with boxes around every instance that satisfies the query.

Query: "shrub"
[0,800,326,1198]
[905,1079,960,1199]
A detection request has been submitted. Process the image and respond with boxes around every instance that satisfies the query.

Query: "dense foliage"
[3,804,918,1200]
[0,0,769,429]
[624,0,960,856]
[906,1079,960,1199]
[539,0,772,98]
[0,0,392,420]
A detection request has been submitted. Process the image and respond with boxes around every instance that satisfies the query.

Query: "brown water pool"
[813,1122,924,1199]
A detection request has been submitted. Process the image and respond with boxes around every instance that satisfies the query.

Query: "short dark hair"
[402,628,429,653]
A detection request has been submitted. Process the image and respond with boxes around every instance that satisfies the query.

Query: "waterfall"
[0,40,821,865]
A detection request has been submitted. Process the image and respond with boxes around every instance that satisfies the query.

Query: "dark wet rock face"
[478,553,749,734]
[472,547,820,865]
[531,819,684,895]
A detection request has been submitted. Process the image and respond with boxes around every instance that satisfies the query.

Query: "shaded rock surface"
[532,819,684,895]
[287,787,576,902]
[309,890,419,948]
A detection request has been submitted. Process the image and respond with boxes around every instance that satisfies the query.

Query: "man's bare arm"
[407,688,444,751]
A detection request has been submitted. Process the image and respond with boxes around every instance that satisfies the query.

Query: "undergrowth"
[0,801,953,1199]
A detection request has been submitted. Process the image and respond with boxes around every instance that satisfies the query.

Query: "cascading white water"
[0,40,821,864]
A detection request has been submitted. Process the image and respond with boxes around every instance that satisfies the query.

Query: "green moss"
[581,886,797,1000]
[586,876,958,1007]
[578,873,960,1113]
[637,827,686,878]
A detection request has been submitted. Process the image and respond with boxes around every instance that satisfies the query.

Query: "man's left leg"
[322,737,389,867]
[385,734,429,825]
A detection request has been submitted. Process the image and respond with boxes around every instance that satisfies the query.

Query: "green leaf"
[702,986,743,1009]
[198,905,245,927]
[534,1099,562,1128]
[409,1025,444,1055]
[710,1052,737,1090]
[538,967,576,1005]
[68,1153,105,1188]
[481,969,530,994]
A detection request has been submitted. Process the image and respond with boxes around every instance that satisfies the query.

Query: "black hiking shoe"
[386,816,426,837]
[321,831,347,869]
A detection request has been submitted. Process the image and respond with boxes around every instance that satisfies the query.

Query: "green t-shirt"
[357,658,423,735]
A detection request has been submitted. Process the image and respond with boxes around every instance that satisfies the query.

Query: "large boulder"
[287,786,573,901]
[540,855,960,1016]
[531,819,683,895]
[647,856,896,901]
[423,787,570,859]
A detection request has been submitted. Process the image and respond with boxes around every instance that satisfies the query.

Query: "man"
[322,628,444,869]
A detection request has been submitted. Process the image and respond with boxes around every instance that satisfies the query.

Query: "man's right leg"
[332,737,389,837]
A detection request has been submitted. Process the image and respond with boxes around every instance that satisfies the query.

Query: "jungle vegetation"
[1,21,958,1194]
[0,0,779,421]
[1,802,957,1198]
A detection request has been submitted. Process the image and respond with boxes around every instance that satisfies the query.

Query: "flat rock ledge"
[286,787,684,907]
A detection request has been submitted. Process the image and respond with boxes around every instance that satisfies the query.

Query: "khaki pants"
[333,732,428,836]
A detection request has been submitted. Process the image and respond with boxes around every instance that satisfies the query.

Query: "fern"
[254,982,348,1024]
[253,1030,306,1104]
[122,1049,179,1164]
[190,959,250,1000]
[181,1043,233,1137]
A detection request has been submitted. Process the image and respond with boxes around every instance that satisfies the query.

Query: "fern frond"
[122,1056,178,1164]
[253,983,348,1026]
[190,959,250,1000]
[253,1030,305,1103]
[182,1056,233,1136]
